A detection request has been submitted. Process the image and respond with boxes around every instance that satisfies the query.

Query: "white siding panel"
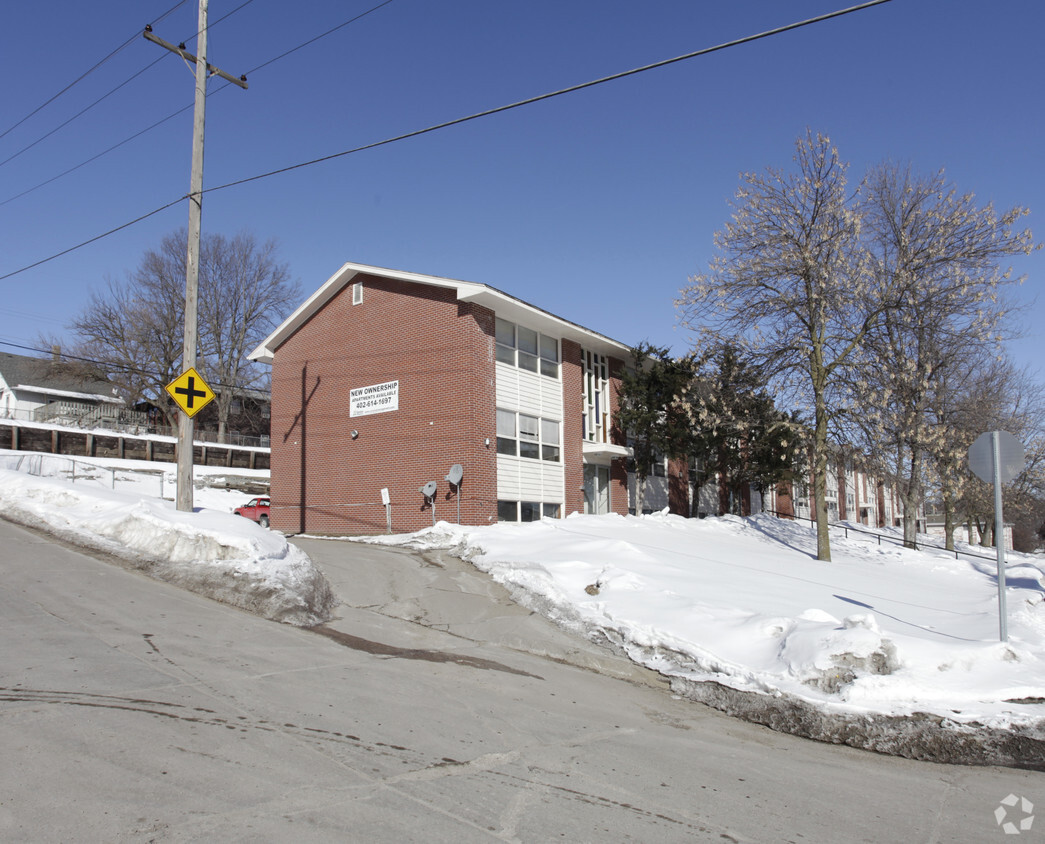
[542,462,565,500]
[496,454,522,498]
[517,377,542,413]
[495,361,563,419]
[496,455,565,503]
[495,362,520,409]
[540,375,563,418]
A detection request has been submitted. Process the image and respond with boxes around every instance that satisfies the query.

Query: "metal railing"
[1,453,165,497]
[33,401,149,430]
[764,509,1001,564]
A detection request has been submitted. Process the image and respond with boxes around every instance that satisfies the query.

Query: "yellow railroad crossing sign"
[165,367,216,418]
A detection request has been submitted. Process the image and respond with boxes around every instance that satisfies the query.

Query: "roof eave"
[249,261,632,364]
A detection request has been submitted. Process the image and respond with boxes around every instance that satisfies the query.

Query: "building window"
[582,349,610,443]
[496,409,517,455]
[497,500,562,522]
[496,318,559,379]
[497,409,560,462]
[352,282,363,305]
[541,418,560,462]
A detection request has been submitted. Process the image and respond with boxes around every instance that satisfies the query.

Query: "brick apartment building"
[249,262,633,535]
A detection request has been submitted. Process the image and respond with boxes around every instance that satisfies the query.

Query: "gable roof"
[248,261,633,363]
[0,350,122,403]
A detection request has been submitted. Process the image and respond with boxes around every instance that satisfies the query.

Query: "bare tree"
[198,232,298,442]
[71,244,186,429]
[678,132,881,561]
[953,364,1045,550]
[854,163,1035,547]
[69,230,299,438]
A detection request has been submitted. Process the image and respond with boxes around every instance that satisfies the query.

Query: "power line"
[0,55,168,170]
[0,0,189,143]
[0,0,397,206]
[0,0,895,283]
[0,0,258,172]
[0,338,258,394]
[0,198,185,282]
[0,106,193,208]
[242,0,395,77]
[208,0,895,196]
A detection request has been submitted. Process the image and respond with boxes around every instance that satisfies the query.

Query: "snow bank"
[0,468,336,626]
[361,512,1045,738]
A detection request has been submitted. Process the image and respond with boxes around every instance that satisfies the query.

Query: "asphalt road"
[1,517,1041,843]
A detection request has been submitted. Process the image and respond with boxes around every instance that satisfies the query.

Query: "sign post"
[381,487,391,534]
[968,430,1025,642]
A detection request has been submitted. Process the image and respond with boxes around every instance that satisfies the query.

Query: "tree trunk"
[634,471,646,516]
[900,445,921,550]
[943,492,956,552]
[812,383,832,561]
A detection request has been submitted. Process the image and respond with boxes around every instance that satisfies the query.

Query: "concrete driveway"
[292,536,662,687]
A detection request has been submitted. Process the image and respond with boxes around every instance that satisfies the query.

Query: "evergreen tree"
[616,343,694,515]
[688,345,802,515]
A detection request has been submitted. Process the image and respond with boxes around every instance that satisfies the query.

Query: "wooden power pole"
[145,1,247,512]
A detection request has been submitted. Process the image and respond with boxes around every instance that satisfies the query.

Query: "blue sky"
[2,0,1042,376]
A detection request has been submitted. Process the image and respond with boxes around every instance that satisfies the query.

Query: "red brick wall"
[837,458,848,521]
[774,480,795,519]
[667,457,689,516]
[607,355,629,516]
[561,340,585,516]
[269,275,497,534]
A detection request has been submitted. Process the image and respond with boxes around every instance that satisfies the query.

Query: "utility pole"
[145,1,247,512]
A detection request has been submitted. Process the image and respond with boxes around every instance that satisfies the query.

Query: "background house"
[250,262,633,535]
[0,350,135,428]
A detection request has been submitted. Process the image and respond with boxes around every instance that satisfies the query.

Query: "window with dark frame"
[495,317,559,379]
[496,408,560,463]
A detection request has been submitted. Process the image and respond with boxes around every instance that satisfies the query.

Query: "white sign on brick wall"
[350,380,399,417]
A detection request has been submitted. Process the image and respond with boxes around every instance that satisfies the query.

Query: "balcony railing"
[33,401,149,429]
[3,404,270,449]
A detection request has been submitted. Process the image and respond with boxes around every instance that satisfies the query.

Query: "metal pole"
[992,431,1008,642]
[176,0,209,513]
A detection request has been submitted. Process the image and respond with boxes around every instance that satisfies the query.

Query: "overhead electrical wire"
[0,0,398,207]
[0,0,189,143]
[0,0,894,284]
[0,338,258,394]
[241,0,395,78]
[0,55,169,170]
[0,0,258,173]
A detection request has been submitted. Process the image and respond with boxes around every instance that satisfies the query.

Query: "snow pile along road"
[361,511,1045,767]
[0,468,336,626]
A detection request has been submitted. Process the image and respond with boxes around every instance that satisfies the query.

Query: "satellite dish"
[419,481,437,498]
[445,464,463,485]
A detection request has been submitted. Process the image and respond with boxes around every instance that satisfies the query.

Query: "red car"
[234,497,270,528]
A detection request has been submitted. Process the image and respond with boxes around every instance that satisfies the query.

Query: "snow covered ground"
[3,448,1044,755]
[360,512,1045,734]
[0,451,334,626]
